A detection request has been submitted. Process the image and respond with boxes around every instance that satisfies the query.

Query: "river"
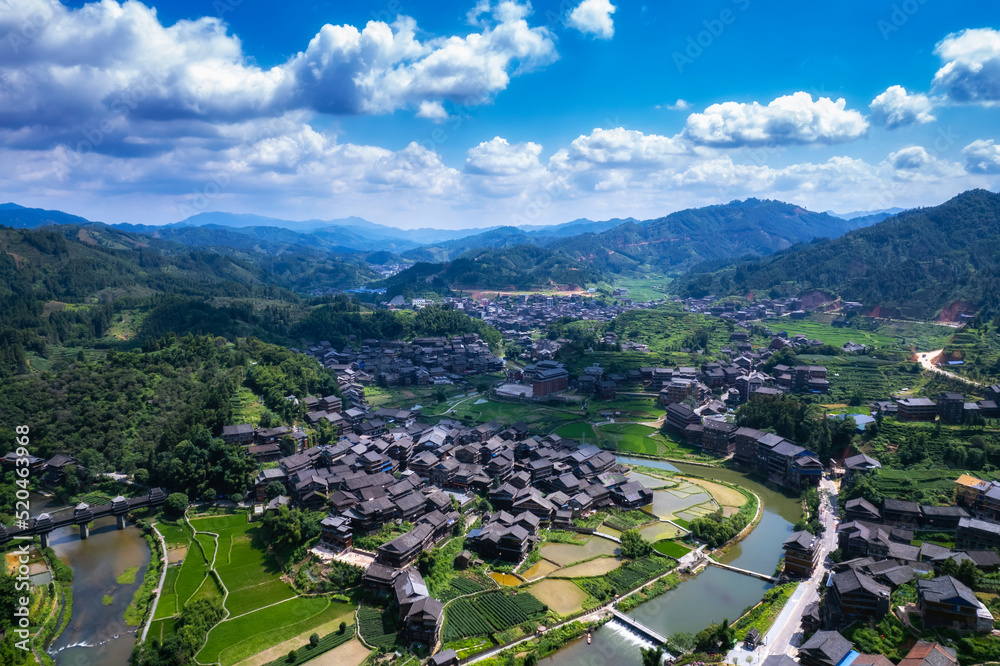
[540,460,801,666]
[29,493,151,666]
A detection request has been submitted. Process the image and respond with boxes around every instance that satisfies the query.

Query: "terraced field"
[647,486,714,521]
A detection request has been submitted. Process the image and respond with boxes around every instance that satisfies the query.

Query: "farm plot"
[191,514,295,617]
[157,522,190,547]
[577,556,675,598]
[540,538,619,567]
[682,478,747,508]
[675,501,722,523]
[647,488,714,521]
[553,422,597,440]
[153,565,182,620]
[527,579,588,616]
[637,522,682,541]
[437,573,492,602]
[553,558,623,578]
[199,597,354,666]
[625,471,676,489]
[173,535,210,608]
[444,591,547,641]
[146,617,176,643]
[445,398,581,433]
[597,423,667,455]
[357,606,400,650]
[443,599,494,640]
[762,318,899,349]
[653,540,692,559]
[521,559,560,580]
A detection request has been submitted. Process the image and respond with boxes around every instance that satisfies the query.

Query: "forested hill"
[382,244,602,296]
[549,198,875,274]
[0,224,371,377]
[674,189,1000,320]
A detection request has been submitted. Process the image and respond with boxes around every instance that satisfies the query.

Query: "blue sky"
[2,0,1000,227]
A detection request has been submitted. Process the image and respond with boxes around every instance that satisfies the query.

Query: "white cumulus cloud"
[683,92,869,147]
[550,127,689,170]
[416,101,450,122]
[933,28,1000,104]
[567,0,617,39]
[466,137,544,175]
[869,85,936,129]
[963,139,1000,173]
[0,0,557,149]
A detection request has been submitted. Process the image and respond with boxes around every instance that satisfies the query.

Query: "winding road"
[916,350,981,387]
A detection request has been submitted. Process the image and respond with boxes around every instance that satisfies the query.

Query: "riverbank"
[535,461,799,665]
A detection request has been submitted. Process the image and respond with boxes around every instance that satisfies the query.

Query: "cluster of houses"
[465,292,660,334]
[361,564,445,647]
[871,386,1000,424]
[249,413,656,648]
[783,460,1000,644]
[652,329,831,412]
[762,636,961,666]
[296,333,504,389]
[680,294,859,322]
[221,423,309,463]
[0,451,79,486]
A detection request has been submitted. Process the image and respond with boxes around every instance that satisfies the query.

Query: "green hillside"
[551,198,873,275]
[384,244,602,295]
[674,189,1000,320]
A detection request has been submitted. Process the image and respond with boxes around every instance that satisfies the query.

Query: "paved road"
[917,350,981,387]
[727,477,840,664]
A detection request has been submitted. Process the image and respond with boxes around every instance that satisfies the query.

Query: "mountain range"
[0,200,882,266]
[676,189,1000,320]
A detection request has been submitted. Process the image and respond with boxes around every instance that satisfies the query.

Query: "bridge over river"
[0,487,166,547]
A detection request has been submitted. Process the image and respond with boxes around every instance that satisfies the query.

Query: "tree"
[201,488,217,503]
[165,492,188,517]
[524,653,538,666]
[309,633,320,648]
[134,468,150,486]
[668,632,695,652]
[287,649,297,663]
[339,621,347,634]
[0,570,17,634]
[641,646,665,666]
[620,529,653,559]
[262,505,320,552]
[266,481,286,500]
[957,558,981,588]
[259,409,278,429]
[231,493,243,504]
